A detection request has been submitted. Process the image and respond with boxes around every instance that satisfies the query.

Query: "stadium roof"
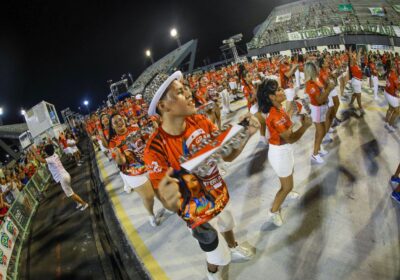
[0,123,28,140]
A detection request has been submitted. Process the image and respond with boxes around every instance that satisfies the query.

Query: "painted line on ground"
[96,153,169,280]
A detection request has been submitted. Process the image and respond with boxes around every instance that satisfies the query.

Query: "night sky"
[0,0,296,125]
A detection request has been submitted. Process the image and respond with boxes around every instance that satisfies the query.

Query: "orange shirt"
[385,70,399,97]
[195,86,208,105]
[318,67,330,87]
[369,62,377,76]
[266,107,293,146]
[350,65,362,79]
[242,80,253,99]
[305,80,322,106]
[144,114,230,228]
[279,63,293,89]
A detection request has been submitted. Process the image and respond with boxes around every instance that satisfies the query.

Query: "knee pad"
[192,223,219,252]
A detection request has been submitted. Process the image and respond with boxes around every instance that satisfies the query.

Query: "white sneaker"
[164,209,175,215]
[259,136,269,145]
[318,148,329,157]
[124,185,132,193]
[322,134,333,144]
[385,123,396,133]
[311,154,324,164]
[328,127,335,133]
[268,210,283,226]
[230,244,254,262]
[148,215,159,227]
[77,163,82,167]
[80,204,89,211]
[75,203,83,209]
[286,191,300,200]
[207,269,223,280]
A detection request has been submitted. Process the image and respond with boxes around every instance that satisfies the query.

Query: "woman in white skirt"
[257,79,312,226]
[108,113,160,226]
[304,61,335,164]
[384,60,399,132]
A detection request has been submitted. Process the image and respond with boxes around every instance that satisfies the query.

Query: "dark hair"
[257,79,278,114]
[44,144,55,156]
[318,56,326,68]
[238,64,251,88]
[99,113,109,129]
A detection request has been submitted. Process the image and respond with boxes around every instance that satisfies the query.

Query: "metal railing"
[0,160,54,279]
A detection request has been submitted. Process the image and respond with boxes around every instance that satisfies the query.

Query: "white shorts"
[60,173,74,197]
[268,144,294,178]
[121,173,149,189]
[250,103,259,115]
[384,91,399,108]
[266,75,279,81]
[310,104,328,123]
[229,82,237,90]
[328,88,338,107]
[284,88,296,101]
[351,78,362,93]
[205,209,235,266]
[63,147,73,155]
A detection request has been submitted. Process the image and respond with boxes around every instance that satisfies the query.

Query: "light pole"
[145,49,154,64]
[21,109,26,122]
[83,100,89,114]
[170,28,181,47]
[0,107,3,125]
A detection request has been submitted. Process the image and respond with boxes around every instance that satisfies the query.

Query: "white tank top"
[45,154,68,182]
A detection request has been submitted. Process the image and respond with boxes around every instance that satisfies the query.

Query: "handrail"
[0,147,61,279]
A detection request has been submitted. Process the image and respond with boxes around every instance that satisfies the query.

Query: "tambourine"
[292,95,311,116]
[179,121,249,177]
[126,131,142,145]
[197,101,216,115]
[376,62,386,77]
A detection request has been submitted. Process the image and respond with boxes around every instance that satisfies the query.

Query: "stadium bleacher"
[248,0,400,50]
[129,40,197,95]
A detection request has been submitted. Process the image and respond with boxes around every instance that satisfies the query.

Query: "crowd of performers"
[84,48,399,280]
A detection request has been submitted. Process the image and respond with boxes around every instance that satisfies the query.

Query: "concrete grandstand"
[129,39,197,95]
[247,0,400,55]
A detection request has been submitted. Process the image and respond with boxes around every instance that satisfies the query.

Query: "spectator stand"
[0,163,53,279]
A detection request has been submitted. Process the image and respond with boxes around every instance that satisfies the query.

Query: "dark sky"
[0,0,295,125]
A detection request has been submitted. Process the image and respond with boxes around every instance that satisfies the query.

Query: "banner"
[393,26,400,37]
[393,5,400,13]
[338,4,353,12]
[369,7,385,16]
[275,13,291,23]
[0,223,15,279]
[287,25,400,41]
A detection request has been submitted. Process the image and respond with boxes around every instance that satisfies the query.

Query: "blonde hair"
[304,61,318,82]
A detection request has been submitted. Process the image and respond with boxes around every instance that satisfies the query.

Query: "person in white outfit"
[219,81,233,115]
[34,144,88,211]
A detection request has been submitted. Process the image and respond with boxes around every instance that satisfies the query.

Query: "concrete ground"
[95,80,400,280]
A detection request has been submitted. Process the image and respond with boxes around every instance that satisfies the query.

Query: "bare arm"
[285,64,298,78]
[279,115,312,144]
